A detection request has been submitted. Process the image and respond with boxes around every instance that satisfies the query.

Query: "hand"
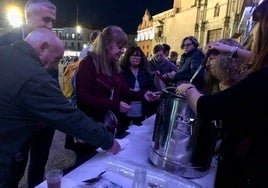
[153,91,161,96]
[155,70,161,76]
[166,71,176,79]
[144,91,160,102]
[162,73,168,79]
[119,101,131,113]
[175,83,195,95]
[207,42,233,55]
[106,139,121,155]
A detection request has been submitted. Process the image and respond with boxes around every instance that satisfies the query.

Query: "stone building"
[151,0,247,54]
[136,9,154,58]
[52,26,92,56]
[136,0,259,56]
[52,26,137,57]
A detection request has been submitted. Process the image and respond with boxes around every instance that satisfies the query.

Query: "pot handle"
[162,87,185,98]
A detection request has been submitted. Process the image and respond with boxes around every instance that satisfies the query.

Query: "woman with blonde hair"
[68,26,158,165]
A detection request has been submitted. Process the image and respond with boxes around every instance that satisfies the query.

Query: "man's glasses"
[183,43,193,48]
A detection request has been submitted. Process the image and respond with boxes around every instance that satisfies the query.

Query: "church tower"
[173,0,181,9]
[136,9,154,57]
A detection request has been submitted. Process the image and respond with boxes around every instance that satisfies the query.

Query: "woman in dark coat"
[120,45,158,129]
[173,36,205,90]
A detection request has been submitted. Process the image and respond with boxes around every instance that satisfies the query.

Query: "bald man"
[0,1,58,187]
[0,28,120,188]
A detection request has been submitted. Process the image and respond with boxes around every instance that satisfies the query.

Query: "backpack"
[62,60,81,100]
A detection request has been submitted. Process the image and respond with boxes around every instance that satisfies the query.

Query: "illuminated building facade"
[138,0,260,55]
[136,9,154,58]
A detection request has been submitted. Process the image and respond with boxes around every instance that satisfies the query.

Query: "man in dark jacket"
[0,28,120,188]
[0,1,59,187]
[173,36,205,90]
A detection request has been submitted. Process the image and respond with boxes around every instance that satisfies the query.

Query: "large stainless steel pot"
[149,87,218,178]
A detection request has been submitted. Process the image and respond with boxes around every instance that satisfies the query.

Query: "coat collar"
[12,40,43,66]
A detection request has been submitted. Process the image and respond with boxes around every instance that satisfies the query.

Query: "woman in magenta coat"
[76,26,158,138]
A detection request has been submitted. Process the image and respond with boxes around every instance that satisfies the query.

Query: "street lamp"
[76,0,79,27]
[6,6,23,28]
[75,0,80,53]
[76,25,81,33]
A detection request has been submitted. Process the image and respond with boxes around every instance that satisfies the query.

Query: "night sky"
[53,0,174,34]
[4,0,173,34]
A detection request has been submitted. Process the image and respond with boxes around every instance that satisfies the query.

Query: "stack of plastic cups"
[106,156,202,188]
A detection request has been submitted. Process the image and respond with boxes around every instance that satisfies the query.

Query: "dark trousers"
[10,144,30,188]
[27,126,55,188]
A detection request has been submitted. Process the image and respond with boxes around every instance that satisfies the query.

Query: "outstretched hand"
[106,139,121,155]
[119,101,131,113]
[144,91,160,102]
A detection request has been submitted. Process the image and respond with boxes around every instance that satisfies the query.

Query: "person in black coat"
[173,36,205,90]
[0,1,59,187]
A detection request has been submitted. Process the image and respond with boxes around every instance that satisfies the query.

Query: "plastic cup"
[45,169,63,188]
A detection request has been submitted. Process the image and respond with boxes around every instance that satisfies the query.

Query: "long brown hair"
[204,38,247,93]
[120,45,147,70]
[89,26,128,76]
[249,0,268,72]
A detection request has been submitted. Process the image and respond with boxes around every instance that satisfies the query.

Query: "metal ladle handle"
[190,50,213,84]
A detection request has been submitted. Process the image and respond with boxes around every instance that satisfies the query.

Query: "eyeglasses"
[130,55,141,58]
[183,43,193,48]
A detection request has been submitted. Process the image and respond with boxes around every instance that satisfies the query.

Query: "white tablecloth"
[36,115,217,188]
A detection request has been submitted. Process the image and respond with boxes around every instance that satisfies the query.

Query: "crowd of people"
[1,0,268,187]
